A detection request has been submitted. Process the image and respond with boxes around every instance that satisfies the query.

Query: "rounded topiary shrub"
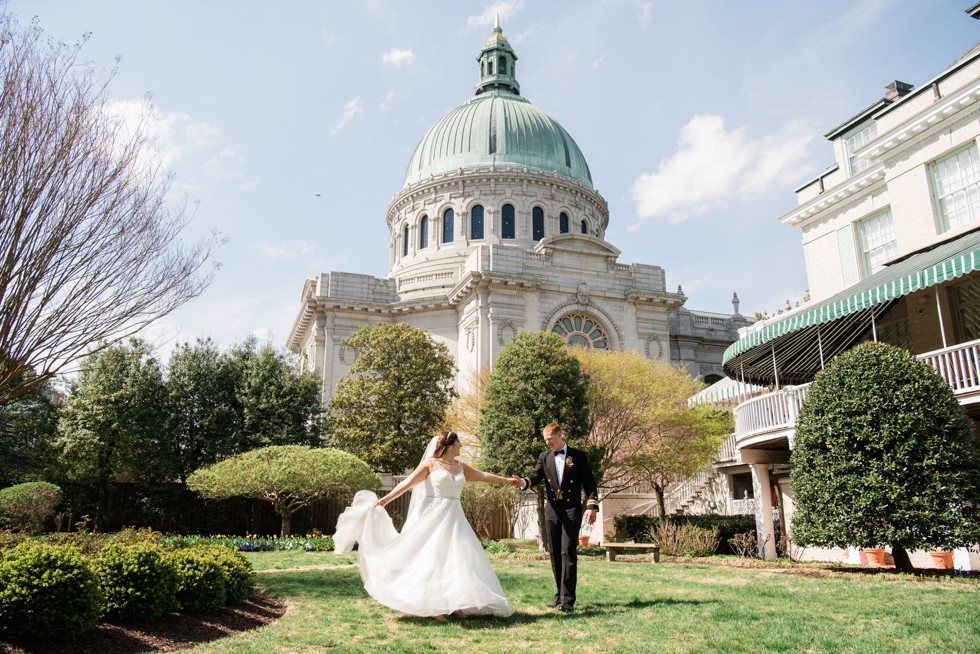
[94,543,178,620]
[0,482,62,534]
[202,546,255,604]
[791,342,980,555]
[0,541,101,642]
[168,547,226,613]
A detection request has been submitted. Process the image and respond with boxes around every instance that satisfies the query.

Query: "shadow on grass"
[394,597,714,629]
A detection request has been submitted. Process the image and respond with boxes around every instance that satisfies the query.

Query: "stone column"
[748,462,777,558]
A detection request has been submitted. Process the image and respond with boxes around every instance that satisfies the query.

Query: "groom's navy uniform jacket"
[523,446,599,512]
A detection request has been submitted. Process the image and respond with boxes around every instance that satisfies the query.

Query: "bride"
[333,431,521,620]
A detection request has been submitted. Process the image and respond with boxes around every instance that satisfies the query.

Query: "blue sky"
[16,0,979,359]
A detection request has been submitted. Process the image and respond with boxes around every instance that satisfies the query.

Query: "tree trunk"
[654,484,667,524]
[280,511,292,537]
[891,545,915,572]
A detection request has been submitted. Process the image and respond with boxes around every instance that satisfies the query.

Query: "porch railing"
[734,339,980,443]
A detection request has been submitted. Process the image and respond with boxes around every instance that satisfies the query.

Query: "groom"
[518,421,598,613]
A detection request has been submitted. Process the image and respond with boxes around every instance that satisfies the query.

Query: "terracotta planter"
[578,534,591,546]
[930,551,953,569]
[862,547,886,567]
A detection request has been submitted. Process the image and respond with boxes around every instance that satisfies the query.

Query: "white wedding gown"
[333,459,514,618]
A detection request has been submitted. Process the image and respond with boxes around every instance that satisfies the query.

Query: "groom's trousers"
[544,504,583,609]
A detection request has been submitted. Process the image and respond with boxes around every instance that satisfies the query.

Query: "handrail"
[733,339,980,442]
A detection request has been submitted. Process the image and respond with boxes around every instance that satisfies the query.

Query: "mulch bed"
[0,593,286,654]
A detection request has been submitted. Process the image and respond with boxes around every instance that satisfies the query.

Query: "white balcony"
[733,338,980,447]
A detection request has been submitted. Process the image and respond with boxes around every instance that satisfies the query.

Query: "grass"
[178,551,980,654]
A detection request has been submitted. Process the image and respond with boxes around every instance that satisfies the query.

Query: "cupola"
[475,14,519,96]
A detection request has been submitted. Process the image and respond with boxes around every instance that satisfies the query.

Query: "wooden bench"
[603,542,661,563]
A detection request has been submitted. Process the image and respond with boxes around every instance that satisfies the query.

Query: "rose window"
[552,314,608,349]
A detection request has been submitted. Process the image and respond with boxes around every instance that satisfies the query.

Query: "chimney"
[884,80,913,100]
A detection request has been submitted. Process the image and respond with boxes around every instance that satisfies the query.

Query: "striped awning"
[723,228,980,385]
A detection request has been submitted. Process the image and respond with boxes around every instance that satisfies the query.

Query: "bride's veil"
[403,434,440,532]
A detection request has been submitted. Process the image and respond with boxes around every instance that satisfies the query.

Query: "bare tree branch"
[0,15,221,405]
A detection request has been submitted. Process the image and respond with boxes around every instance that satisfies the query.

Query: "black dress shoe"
[558,605,574,613]
[547,600,560,609]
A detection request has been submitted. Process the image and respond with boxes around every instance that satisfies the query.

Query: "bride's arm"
[461,462,523,487]
[376,460,432,507]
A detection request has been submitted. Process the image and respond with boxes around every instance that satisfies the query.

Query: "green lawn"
[186,552,979,654]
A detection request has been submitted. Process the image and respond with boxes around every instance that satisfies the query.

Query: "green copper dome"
[402,21,593,190]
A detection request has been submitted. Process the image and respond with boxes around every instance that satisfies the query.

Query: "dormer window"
[844,121,877,176]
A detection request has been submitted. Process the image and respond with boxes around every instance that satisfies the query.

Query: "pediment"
[533,234,621,257]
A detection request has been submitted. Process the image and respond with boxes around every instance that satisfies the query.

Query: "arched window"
[442,208,454,243]
[402,224,409,257]
[418,215,428,249]
[532,206,545,241]
[501,204,515,239]
[552,313,609,349]
[580,220,588,234]
[559,212,569,234]
[498,55,507,76]
[471,205,484,240]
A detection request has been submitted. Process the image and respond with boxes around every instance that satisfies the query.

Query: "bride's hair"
[433,431,459,458]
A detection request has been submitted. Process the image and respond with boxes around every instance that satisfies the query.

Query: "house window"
[844,121,877,175]
[502,204,516,239]
[951,276,980,342]
[419,215,428,249]
[471,205,484,240]
[857,209,896,276]
[932,143,980,232]
[552,313,608,349]
[559,212,569,234]
[402,225,409,257]
[532,206,544,241]
[443,208,454,243]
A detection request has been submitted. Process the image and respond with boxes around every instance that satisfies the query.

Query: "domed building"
[288,20,748,401]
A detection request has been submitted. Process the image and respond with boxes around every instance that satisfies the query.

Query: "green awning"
[723,228,980,384]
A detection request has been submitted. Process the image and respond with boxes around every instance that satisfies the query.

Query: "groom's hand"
[509,475,524,489]
[584,509,597,525]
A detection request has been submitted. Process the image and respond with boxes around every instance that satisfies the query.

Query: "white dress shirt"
[555,446,567,485]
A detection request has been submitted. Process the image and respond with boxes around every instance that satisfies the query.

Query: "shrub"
[94,543,178,620]
[203,546,254,604]
[168,547,227,613]
[111,526,163,545]
[729,531,759,558]
[614,514,754,554]
[0,542,101,642]
[0,530,28,552]
[653,521,720,557]
[0,482,62,533]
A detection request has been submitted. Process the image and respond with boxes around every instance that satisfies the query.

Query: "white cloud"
[321,28,337,46]
[204,147,259,189]
[382,48,415,67]
[257,240,314,260]
[629,115,815,223]
[592,55,605,70]
[107,99,221,170]
[466,0,524,30]
[331,98,364,134]
[379,91,396,111]
[639,2,654,27]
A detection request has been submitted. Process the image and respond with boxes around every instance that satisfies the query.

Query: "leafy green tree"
[479,331,589,542]
[0,369,60,487]
[56,340,171,528]
[186,445,380,536]
[328,323,456,473]
[480,331,590,476]
[791,342,980,571]
[165,338,242,482]
[227,338,323,451]
[574,348,731,516]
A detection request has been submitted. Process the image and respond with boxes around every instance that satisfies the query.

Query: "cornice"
[386,165,609,228]
[780,165,886,227]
